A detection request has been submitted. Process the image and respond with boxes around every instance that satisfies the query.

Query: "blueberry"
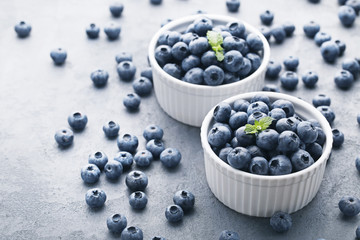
[247,101,269,116]
[247,111,267,125]
[54,128,74,147]
[109,2,124,17]
[256,129,279,151]
[126,170,148,191]
[134,150,153,168]
[203,65,225,86]
[276,118,297,133]
[107,213,127,234]
[280,71,299,90]
[143,125,163,142]
[246,53,261,74]
[230,137,240,148]
[121,226,143,240]
[269,155,292,175]
[129,191,148,209]
[356,226,360,239]
[342,58,360,77]
[227,147,252,170]
[88,151,108,170]
[183,68,204,85]
[332,128,345,148]
[102,121,120,138]
[282,22,296,36]
[302,71,318,88]
[283,56,299,71]
[189,37,209,56]
[238,58,252,78]
[171,42,189,61]
[50,48,67,65]
[140,68,153,82]
[213,102,232,123]
[314,32,331,46]
[338,196,360,216]
[219,147,233,163]
[229,111,248,130]
[104,22,121,40]
[321,41,340,63]
[303,21,320,38]
[227,21,246,38]
[167,31,181,47]
[226,0,240,12]
[270,211,292,232]
[185,23,195,33]
[173,190,195,211]
[233,99,250,112]
[208,125,232,148]
[117,134,139,153]
[223,50,244,73]
[81,164,100,184]
[104,160,123,180]
[317,106,335,125]
[334,70,354,89]
[85,188,107,208]
[260,10,274,25]
[160,148,182,168]
[246,33,263,52]
[312,94,331,107]
[272,99,295,117]
[246,145,265,158]
[346,0,360,15]
[146,139,165,159]
[262,84,280,92]
[86,23,100,39]
[193,17,213,36]
[297,121,318,144]
[266,60,282,79]
[14,21,31,38]
[165,205,184,222]
[358,113,360,125]
[180,32,199,45]
[123,93,141,111]
[269,108,286,122]
[152,237,166,240]
[306,142,323,160]
[213,122,232,134]
[249,156,269,175]
[308,119,321,128]
[259,26,271,41]
[339,0,348,4]
[163,63,182,79]
[201,51,219,68]
[356,157,360,173]
[278,131,301,153]
[114,151,133,171]
[157,32,170,45]
[132,77,153,96]
[115,52,133,63]
[338,5,356,27]
[235,126,255,147]
[117,61,136,81]
[181,55,200,72]
[271,25,286,43]
[223,36,247,53]
[90,69,109,87]
[335,39,347,56]
[155,45,173,67]
[219,230,240,240]
[291,149,314,171]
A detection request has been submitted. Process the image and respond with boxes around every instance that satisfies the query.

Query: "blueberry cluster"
[207,94,326,176]
[338,0,360,27]
[165,190,195,222]
[334,58,360,89]
[155,17,265,86]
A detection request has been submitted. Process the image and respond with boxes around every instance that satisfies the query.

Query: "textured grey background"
[1,0,360,239]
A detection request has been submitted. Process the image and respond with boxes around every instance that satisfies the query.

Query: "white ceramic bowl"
[148,14,270,127]
[200,92,333,217]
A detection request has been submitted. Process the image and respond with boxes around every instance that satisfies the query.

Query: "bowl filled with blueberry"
[148,14,270,127]
[200,92,333,217]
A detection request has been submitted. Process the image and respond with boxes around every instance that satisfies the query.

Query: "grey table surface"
[1,0,360,239]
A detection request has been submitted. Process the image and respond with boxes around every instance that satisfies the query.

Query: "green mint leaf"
[244,124,258,134]
[207,31,224,62]
[244,117,274,135]
[259,116,274,130]
[215,51,224,61]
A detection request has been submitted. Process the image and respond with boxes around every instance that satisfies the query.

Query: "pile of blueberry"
[155,16,264,86]
[207,93,326,176]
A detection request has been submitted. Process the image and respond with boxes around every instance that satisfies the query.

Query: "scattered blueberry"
[342,58,360,77]
[219,230,240,240]
[280,71,299,90]
[160,148,182,168]
[259,26,271,41]
[338,5,356,27]
[114,151,133,171]
[335,40,347,56]
[173,190,195,211]
[129,191,148,209]
[332,128,345,148]
[226,0,240,12]
[86,23,100,39]
[104,160,123,180]
[132,77,153,96]
[140,67,153,82]
[125,170,148,191]
[303,21,320,38]
[346,0,360,15]
[117,134,139,153]
[334,70,354,89]
[270,211,292,232]
[320,41,340,63]
[262,84,280,92]
[109,2,124,17]
[14,21,32,38]
[146,139,165,159]
[312,94,331,107]
[314,32,331,46]
[50,48,67,65]
[123,93,141,111]
[117,61,136,81]
[338,196,360,217]
[143,124,164,141]
[283,56,299,71]
[103,121,120,138]
[165,205,184,222]
[356,226,360,239]
[81,164,101,184]
[88,151,108,170]
[317,106,335,125]
[302,71,318,88]
[260,10,274,25]
[266,60,282,79]
[90,69,109,87]
[54,128,74,147]
[107,213,127,234]
[121,226,143,240]
[104,22,121,40]
[85,188,107,208]
[282,22,296,36]
[271,25,286,43]
[115,52,133,63]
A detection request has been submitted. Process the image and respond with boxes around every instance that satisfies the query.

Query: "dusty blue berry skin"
[163,63,182,79]
[103,121,120,138]
[14,21,32,38]
[297,121,318,144]
[201,51,219,68]
[85,188,107,208]
[238,58,252,78]
[109,3,124,17]
[338,5,356,27]
[89,151,108,170]
[332,128,345,148]
[283,22,296,36]
[180,32,199,45]
[342,58,360,77]
[81,164,101,184]
[262,84,280,92]
[266,60,282,79]
[204,65,225,86]
[167,31,181,47]
[259,26,271,41]
[246,53,261,73]
[356,157,360,172]
[189,37,209,56]
[193,17,213,36]
[246,33,263,52]
[276,118,297,133]
[280,71,299,90]
[219,147,233,163]
[184,67,204,84]
[165,205,184,222]
[160,148,182,168]
[272,99,295,117]
[68,112,88,131]
[335,39,346,56]
[126,170,148,191]
[249,156,269,175]
[104,22,121,40]
[269,155,292,175]
[227,21,246,38]
[140,68,153,83]
[283,56,299,71]
[247,111,267,125]
[260,10,274,26]
[250,94,270,105]
[129,191,148,209]
[86,23,100,39]
[317,106,335,125]
[50,48,67,65]
[132,77,153,96]
[208,125,232,148]
[173,190,195,211]
[321,41,340,63]
[117,134,139,153]
[182,55,200,72]
[226,0,240,12]
[107,213,127,234]
[271,25,286,43]
[235,126,255,147]
[314,32,331,46]
[303,21,320,38]
[155,45,173,67]
[338,196,360,216]
[334,70,354,89]
[121,226,143,240]
[291,149,314,171]
[247,101,269,115]
[270,211,292,232]
[269,108,286,122]
[256,129,279,151]
[115,52,133,63]
[227,147,252,170]
[157,31,171,45]
[91,69,109,87]
[171,42,189,61]
[114,151,133,171]
[223,36,247,53]
[246,145,265,158]
[312,94,331,107]
[219,230,240,240]
[104,160,123,180]
[134,150,153,168]
[54,128,74,147]
[278,130,301,153]
[123,93,141,111]
[302,71,318,88]
[117,61,136,81]
[356,226,360,239]
[213,102,232,123]
[229,112,248,130]
[233,99,250,112]
[346,0,360,14]
[146,139,165,159]
[306,142,323,160]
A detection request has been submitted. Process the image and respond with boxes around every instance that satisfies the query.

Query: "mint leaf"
[207,31,224,62]
[244,124,257,134]
[244,117,274,135]
[259,116,274,129]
